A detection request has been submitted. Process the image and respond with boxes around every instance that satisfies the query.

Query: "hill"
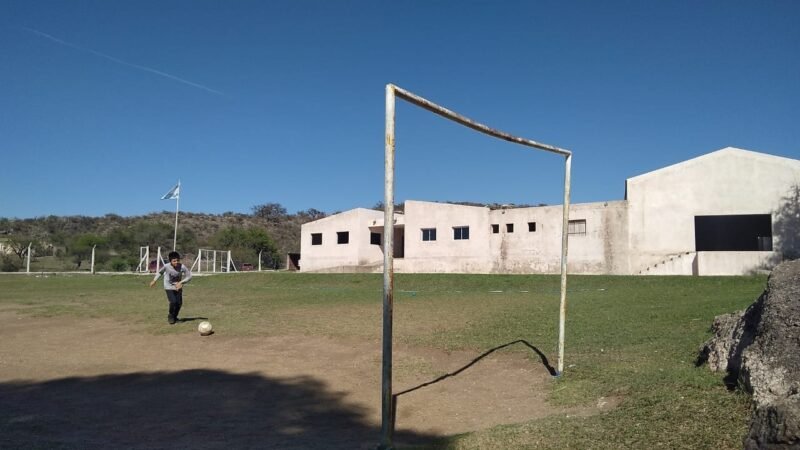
[0,205,326,271]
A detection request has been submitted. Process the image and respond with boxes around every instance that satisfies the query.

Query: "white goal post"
[136,246,170,273]
[191,249,237,273]
[379,84,572,448]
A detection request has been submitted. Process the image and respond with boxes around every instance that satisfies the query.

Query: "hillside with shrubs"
[0,203,327,272]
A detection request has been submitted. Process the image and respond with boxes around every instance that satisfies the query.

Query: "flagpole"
[173,180,180,251]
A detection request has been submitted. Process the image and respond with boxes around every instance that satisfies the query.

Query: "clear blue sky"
[2,1,798,218]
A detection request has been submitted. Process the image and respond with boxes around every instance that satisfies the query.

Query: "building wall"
[299,208,385,272]
[695,251,776,276]
[626,148,800,274]
[491,201,630,274]
[299,148,800,276]
[401,201,492,273]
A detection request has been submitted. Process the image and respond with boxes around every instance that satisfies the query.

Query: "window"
[370,232,381,245]
[568,219,586,235]
[528,222,536,232]
[491,224,499,234]
[337,231,349,244]
[506,223,514,233]
[453,226,470,240]
[695,214,772,251]
[421,228,437,241]
[311,233,322,245]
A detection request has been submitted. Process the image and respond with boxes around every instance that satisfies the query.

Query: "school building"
[299,147,800,276]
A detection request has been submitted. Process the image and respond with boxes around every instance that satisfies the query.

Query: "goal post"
[191,249,237,273]
[380,84,572,448]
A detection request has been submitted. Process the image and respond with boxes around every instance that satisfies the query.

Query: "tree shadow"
[770,184,800,265]
[0,370,437,449]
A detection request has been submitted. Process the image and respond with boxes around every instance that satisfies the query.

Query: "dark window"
[506,223,514,233]
[528,222,536,232]
[311,233,322,245]
[568,220,586,235]
[421,228,437,241]
[337,231,349,244]
[695,214,772,251]
[491,224,499,234]
[453,226,469,240]
[370,232,381,245]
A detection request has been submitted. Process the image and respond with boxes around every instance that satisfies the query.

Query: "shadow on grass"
[0,370,437,449]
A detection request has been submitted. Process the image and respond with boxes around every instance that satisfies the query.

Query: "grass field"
[0,272,764,449]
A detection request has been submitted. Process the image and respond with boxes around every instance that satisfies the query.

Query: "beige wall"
[299,148,800,276]
[299,208,386,272]
[696,251,776,276]
[626,148,800,274]
[484,201,629,274]
[402,201,492,273]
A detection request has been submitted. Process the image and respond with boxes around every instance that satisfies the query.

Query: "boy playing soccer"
[149,251,193,324]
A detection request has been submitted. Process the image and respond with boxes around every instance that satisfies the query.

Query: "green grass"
[0,272,763,448]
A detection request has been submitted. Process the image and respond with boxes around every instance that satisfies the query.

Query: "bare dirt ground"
[0,311,614,449]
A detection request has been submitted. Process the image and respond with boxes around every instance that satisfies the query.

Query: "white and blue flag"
[161,182,180,200]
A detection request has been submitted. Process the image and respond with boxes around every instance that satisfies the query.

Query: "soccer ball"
[198,321,213,336]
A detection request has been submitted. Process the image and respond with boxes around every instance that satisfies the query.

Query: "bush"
[108,256,136,272]
[1,255,22,272]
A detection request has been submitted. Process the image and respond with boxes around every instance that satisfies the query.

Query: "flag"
[161,182,180,200]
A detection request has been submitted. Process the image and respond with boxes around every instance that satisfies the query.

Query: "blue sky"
[1,1,798,218]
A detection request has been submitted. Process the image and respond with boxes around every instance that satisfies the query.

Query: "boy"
[149,251,193,324]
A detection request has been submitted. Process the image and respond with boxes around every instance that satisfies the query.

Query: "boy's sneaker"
[168,315,176,325]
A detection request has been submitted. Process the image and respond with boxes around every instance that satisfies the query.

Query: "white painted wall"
[485,201,629,274]
[298,148,800,276]
[299,208,386,272]
[402,201,492,273]
[626,148,800,274]
[696,251,776,276]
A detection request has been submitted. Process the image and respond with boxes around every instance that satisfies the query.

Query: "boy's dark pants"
[165,289,183,320]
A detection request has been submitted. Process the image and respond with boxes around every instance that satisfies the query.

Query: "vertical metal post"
[91,245,97,274]
[26,243,31,273]
[379,84,396,449]
[258,250,263,271]
[557,154,572,374]
[173,180,180,251]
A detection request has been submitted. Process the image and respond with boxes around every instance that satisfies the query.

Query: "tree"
[4,236,36,261]
[246,228,280,269]
[211,227,279,268]
[774,184,800,261]
[68,234,107,269]
[297,208,327,222]
[251,203,287,223]
[372,201,404,213]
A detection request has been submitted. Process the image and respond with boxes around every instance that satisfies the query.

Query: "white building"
[300,147,800,275]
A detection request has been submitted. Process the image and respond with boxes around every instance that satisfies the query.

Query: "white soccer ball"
[198,321,213,336]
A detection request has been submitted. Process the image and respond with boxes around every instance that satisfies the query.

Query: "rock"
[698,260,800,449]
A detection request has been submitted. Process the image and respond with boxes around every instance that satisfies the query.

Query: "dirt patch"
[0,312,612,448]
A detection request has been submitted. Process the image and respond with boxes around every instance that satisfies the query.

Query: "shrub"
[1,255,22,272]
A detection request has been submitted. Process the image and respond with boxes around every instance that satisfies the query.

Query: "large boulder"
[698,260,800,449]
